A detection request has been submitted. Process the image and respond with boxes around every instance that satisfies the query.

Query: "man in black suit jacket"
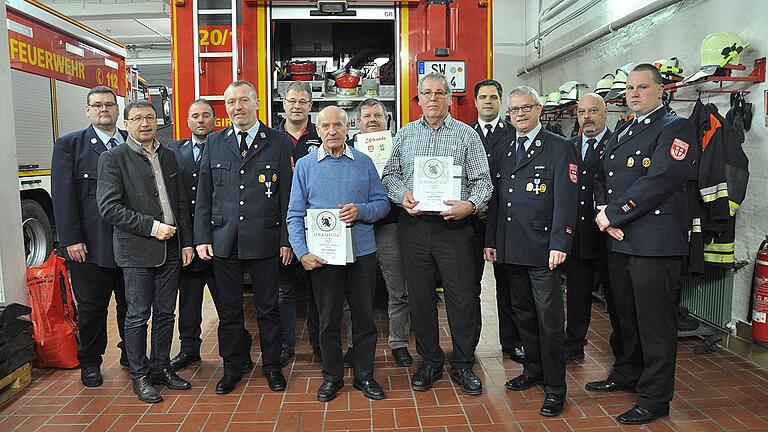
[485,86,577,417]
[195,81,293,395]
[51,86,128,387]
[97,100,195,403]
[167,99,217,371]
[471,79,523,363]
[564,94,621,363]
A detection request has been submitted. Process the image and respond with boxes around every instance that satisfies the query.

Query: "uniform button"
[240,170,245,174]
[192,173,197,177]
[581,186,586,190]
[83,173,89,178]
[608,172,613,176]
[191,213,194,217]
[239,216,244,221]
[610,155,615,160]
[511,175,515,179]
[544,227,548,231]
[192,186,196,191]
[506,217,511,222]
[582,170,587,175]
[266,165,271,169]
[216,163,221,167]
[636,150,641,155]
[239,201,244,205]
[487,153,491,158]
[240,185,244,189]
[508,188,513,193]
[507,152,512,157]
[654,209,661,215]
[580,201,585,205]
[191,200,195,205]
[581,216,585,220]
[211,220,215,224]
[608,189,613,194]
[507,203,511,207]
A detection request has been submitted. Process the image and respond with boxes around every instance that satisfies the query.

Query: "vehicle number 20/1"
[199,28,230,47]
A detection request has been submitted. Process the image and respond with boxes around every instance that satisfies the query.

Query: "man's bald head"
[317,106,350,156]
[576,93,608,138]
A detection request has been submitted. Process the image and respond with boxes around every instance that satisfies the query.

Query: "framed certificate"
[355,131,392,178]
[412,156,459,212]
[305,209,347,265]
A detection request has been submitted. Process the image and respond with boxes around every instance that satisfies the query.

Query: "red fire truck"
[6,0,136,266]
[170,0,494,137]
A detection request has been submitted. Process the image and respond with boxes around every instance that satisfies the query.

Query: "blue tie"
[516,136,528,165]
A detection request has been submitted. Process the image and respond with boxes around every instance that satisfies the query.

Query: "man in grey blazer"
[97,100,195,403]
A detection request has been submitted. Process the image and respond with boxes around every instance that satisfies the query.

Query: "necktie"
[484,123,493,137]
[195,141,205,163]
[515,136,528,165]
[583,138,597,161]
[238,131,248,158]
[107,138,117,150]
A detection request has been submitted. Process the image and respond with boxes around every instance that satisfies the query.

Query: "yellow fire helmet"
[544,90,561,108]
[558,81,580,106]
[595,73,615,97]
[700,31,748,67]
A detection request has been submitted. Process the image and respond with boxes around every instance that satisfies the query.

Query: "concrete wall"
[496,0,768,325]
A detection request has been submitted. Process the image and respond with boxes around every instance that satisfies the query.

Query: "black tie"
[515,136,528,165]
[196,141,205,163]
[484,123,493,137]
[107,138,117,150]
[238,131,248,158]
[584,138,597,161]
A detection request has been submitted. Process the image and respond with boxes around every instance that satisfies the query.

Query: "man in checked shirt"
[382,72,492,396]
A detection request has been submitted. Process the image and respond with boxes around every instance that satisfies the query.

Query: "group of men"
[51,63,693,425]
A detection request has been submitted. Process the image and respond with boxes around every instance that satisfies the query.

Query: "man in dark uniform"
[167,99,217,371]
[470,79,523,363]
[51,86,128,387]
[587,64,696,425]
[484,86,577,417]
[564,93,621,362]
[275,81,322,363]
[195,80,292,395]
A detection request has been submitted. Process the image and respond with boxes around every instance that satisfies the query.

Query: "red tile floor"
[3,268,768,431]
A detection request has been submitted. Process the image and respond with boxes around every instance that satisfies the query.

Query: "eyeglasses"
[419,91,449,100]
[89,102,117,110]
[507,104,539,113]
[284,99,311,107]
[127,115,157,123]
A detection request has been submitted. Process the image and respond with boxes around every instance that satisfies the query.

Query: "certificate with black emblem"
[413,156,459,212]
[305,209,348,265]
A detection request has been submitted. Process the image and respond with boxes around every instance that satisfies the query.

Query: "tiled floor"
[3,266,768,431]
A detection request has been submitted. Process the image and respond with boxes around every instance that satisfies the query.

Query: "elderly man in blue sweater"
[287,106,390,402]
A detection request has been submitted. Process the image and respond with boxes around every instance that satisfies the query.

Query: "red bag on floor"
[26,252,79,368]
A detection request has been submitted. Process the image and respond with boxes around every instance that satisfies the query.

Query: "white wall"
[494,0,768,324]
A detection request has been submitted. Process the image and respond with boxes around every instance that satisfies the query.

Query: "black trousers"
[608,253,680,413]
[212,253,281,376]
[121,240,179,379]
[278,260,320,349]
[176,264,217,355]
[471,217,521,352]
[564,254,622,357]
[398,215,478,370]
[68,261,127,368]
[310,253,377,382]
[504,264,566,396]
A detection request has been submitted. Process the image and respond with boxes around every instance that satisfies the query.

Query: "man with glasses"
[96,100,196,403]
[382,72,492,396]
[195,80,292,395]
[52,86,129,387]
[167,99,218,371]
[484,86,577,417]
[276,81,323,364]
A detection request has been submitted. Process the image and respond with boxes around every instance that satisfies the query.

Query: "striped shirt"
[382,114,492,213]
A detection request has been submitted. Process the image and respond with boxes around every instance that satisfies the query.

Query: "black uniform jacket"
[472,118,515,158]
[594,107,696,257]
[96,141,193,268]
[486,127,578,267]
[194,123,293,259]
[51,126,128,267]
[168,138,211,272]
[569,130,612,260]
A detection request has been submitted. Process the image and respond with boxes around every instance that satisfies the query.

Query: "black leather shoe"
[132,375,163,403]
[449,368,483,395]
[81,366,103,387]
[264,370,287,391]
[343,347,354,368]
[170,352,200,371]
[503,345,526,364]
[411,364,443,391]
[353,378,385,400]
[585,379,634,393]
[279,347,295,367]
[316,379,344,402]
[504,374,542,391]
[120,351,129,367]
[312,346,322,361]
[215,374,242,395]
[392,347,413,367]
[617,404,669,425]
[540,393,565,417]
[242,358,255,375]
[150,369,192,390]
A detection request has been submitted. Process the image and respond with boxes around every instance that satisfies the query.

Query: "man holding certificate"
[382,73,492,396]
[287,106,390,403]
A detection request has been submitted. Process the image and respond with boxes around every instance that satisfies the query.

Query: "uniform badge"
[564,225,574,236]
[526,182,534,192]
[644,118,651,124]
[627,157,635,168]
[535,140,541,147]
[642,157,651,168]
[259,132,266,139]
[568,163,578,184]
[539,183,547,193]
[620,198,638,214]
[628,130,633,136]
[258,174,266,183]
[670,138,689,160]
[272,173,278,182]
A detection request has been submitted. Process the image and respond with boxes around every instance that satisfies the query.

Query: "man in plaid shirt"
[382,72,492,396]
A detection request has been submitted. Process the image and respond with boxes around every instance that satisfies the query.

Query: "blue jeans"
[122,241,180,379]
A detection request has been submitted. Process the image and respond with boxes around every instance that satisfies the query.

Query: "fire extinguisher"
[750,236,768,343]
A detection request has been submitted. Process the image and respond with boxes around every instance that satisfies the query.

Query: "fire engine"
[5,0,152,266]
[170,0,494,137]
